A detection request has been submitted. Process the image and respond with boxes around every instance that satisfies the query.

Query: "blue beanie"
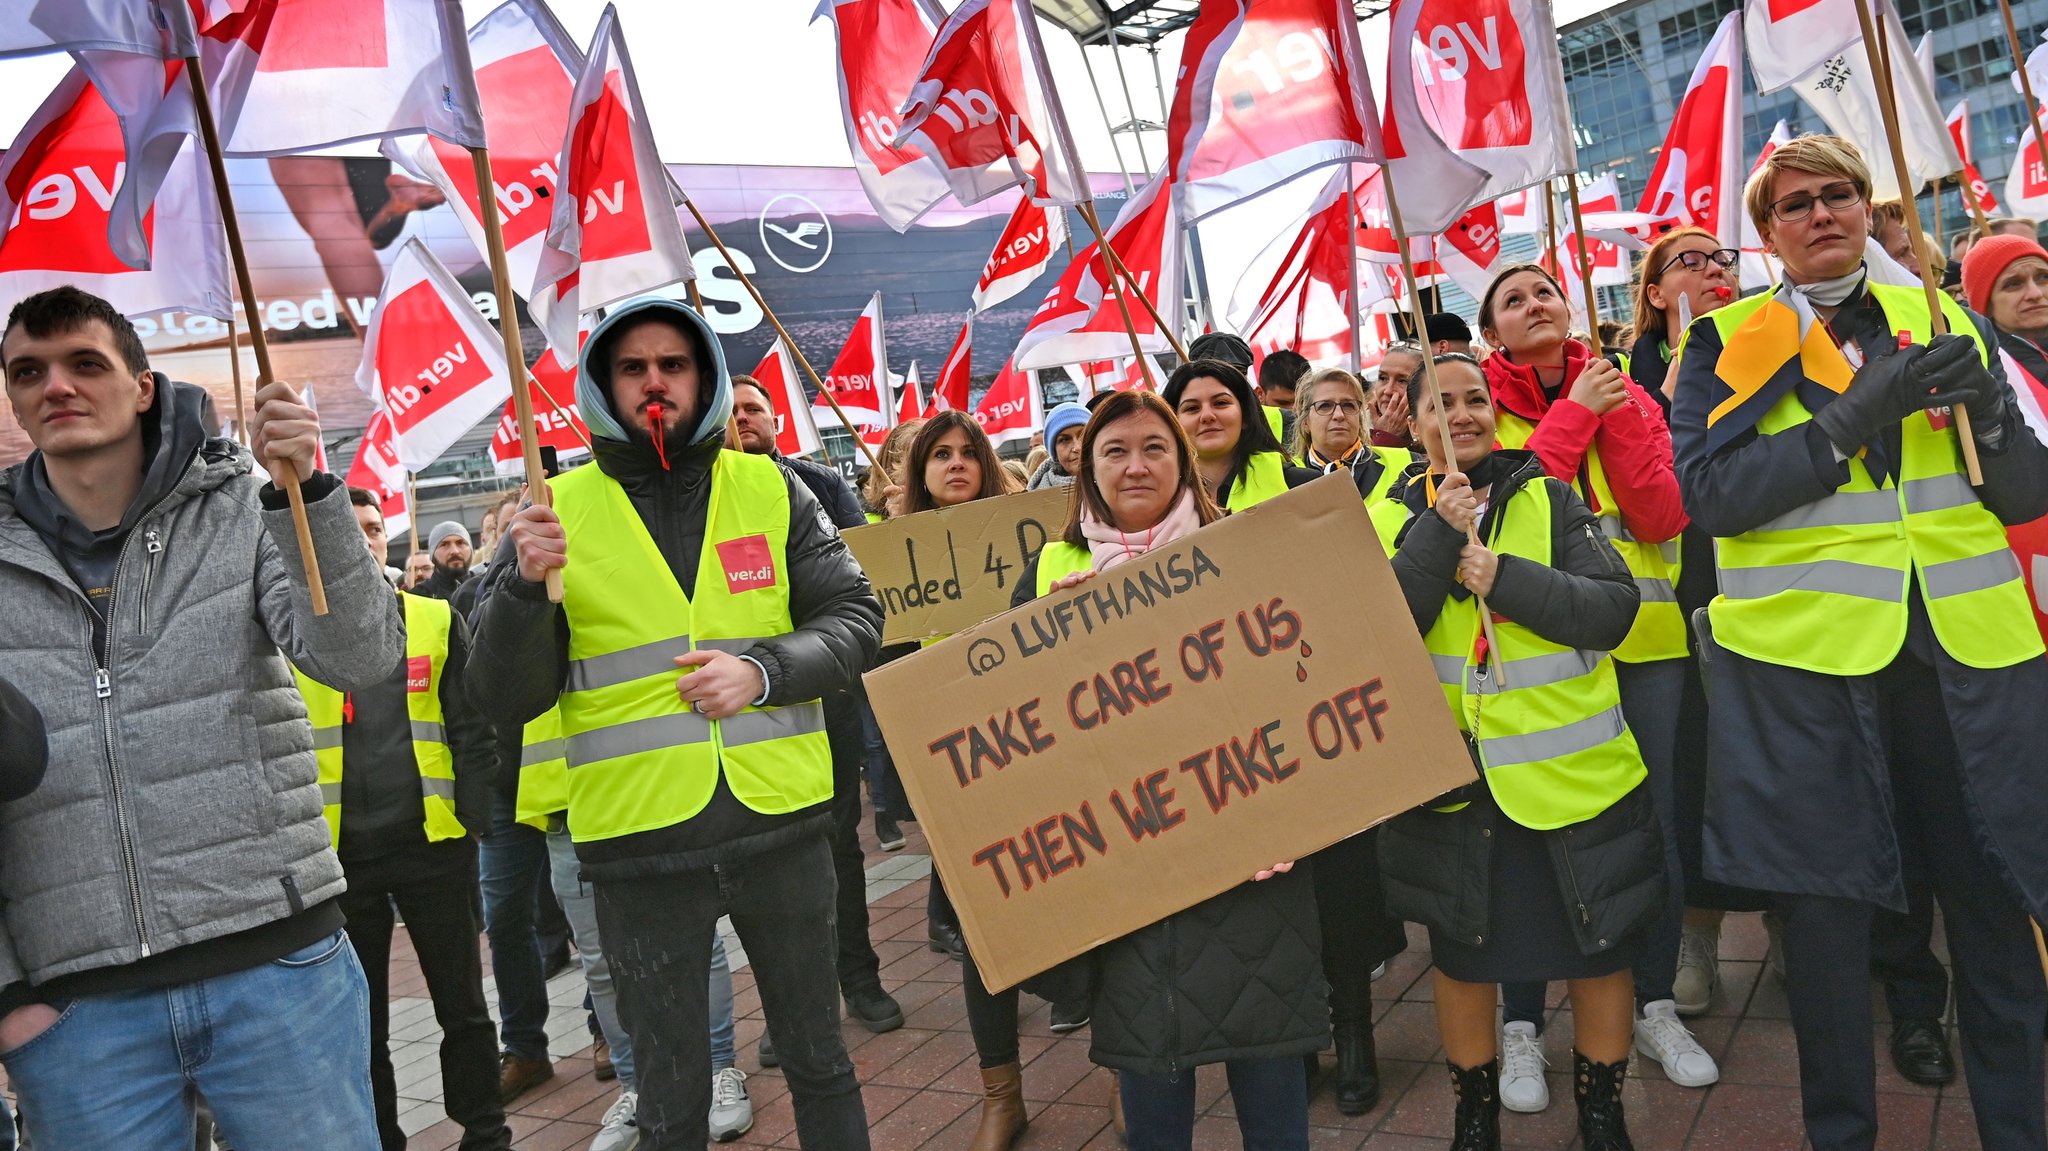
[1044,401,1090,446]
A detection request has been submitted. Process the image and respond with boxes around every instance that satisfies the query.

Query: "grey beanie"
[428,521,470,548]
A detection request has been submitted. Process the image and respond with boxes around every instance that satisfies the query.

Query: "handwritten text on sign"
[842,487,1068,644]
[864,476,1474,991]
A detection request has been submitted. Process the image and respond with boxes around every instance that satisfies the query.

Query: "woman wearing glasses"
[1293,367,1416,529]
[1472,262,1718,1113]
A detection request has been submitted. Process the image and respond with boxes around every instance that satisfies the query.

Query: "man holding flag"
[1670,135,2048,1151]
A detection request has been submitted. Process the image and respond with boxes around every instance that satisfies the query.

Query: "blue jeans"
[710,933,737,1071]
[0,930,377,1151]
[1118,1058,1309,1150]
[480,795,552,1060]
[546,826,637,1092]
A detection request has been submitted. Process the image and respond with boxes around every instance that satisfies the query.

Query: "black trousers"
[825,692,883,996]
[338,837,510,1151]
[1780,656,2046,1151]
[593,834,870,1150]
[1306,829,1407,1031]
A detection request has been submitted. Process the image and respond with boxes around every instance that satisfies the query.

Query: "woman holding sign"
[1474,263,1716,1103]
[1015,390,1327,1151]
[1380,354,1663,1151]
[1162,359,1318,512]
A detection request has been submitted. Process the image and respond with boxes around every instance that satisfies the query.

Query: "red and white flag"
[931,317,972,413]
[1,0,196,59]
[1791,2,1957,202]
[1164,0,1386,223]
[530,6,695,357]
[1496,184,1544,234]
[1745,0,1859,94]
[490,342,591,475]
[816,292,890,425]
[1385,0,1571,230]
[385,0,582,323]
[752,337,825,457]
[1948,101,2001,215]
[346,407,411,538]
[1741,120,1793,286]
[1575,172,1663,249]
[972,196,1067,312]
[1012,172,1181,370]
[813,0,954,231]
[1350,165,1503,302]
[206,0,485,156]
[891,0,1089,207]
[1638,11,1742,245]
[355,238,512,472]
[2008,115,2048,220]
[1231,170,1364,366]
[0,64,229,320]
[972,355,1041,448]
[898,363,924,423]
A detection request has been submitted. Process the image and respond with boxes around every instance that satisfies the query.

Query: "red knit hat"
[1962,232,2048,314]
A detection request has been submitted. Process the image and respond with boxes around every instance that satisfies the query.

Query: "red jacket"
[1481,340,1687,544]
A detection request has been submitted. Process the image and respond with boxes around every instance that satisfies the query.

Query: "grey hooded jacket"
[0,429,401,987]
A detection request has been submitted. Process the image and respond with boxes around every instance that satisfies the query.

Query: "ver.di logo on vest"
[718,534,778,592]
[406,655,433,693]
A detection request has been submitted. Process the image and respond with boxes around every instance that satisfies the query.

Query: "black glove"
[1919,333,2010,449]
[1813,340,1981,457]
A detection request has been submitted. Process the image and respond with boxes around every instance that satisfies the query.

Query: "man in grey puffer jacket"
[0,287,401,1150]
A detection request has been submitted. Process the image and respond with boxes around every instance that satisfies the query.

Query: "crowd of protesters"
[0,133,2044,1151]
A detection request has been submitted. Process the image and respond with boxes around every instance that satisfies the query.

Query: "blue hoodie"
[574,295,733,449]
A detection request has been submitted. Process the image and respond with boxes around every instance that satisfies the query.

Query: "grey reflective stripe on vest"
[310,726,342,751]
[320,782,341,805]
[1902,473,1979,516]
[1755,488,1900,533]
[697,638,762,656]
[1480,707,1627,768]
[720,701,826,746]
[1921,549,2023,599]
[1469,649,1599,696]
[568,636,690,693]
[1718,558,1900,601]
[567,712,715,766]
[410,720,446,744]
[1635,577,1678,603]
[522,738,566,768]
[421,777,456,801]
[1599,517,1678,564]
[1431,653,1466,685]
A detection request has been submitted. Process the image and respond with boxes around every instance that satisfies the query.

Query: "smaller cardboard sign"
[843,487,1071,644]
[863,475,1475,991]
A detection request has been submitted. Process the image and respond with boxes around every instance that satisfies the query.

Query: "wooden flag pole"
[1542,187,1561,280]
[1080,200,1190,362]
[1932,175,1945,250]
[467,147,564,602]
[407,474,421,559]
[183,59,327,614]
[2002,0,2048,206]
[1077,201,1163,390]
[1563,177,1608,357]
[1344,165,1366,372]
[1381,167,1505,685]
[225,308,248,444]
[1856,0,1982,483]
[678,196,886,473]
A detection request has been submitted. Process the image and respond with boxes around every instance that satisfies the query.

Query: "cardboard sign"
[843,487,1071,644]
[864,475,1475,990]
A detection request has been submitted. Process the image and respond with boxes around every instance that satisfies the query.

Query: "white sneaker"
[709,1067,753,1142]
[1634,999,1721,1087]
[589,1091,639,1151]
[1672,926,1720,1016]
[1499,1021,1550,1113]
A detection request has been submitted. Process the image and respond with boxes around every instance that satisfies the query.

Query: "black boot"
[1447,1059,1500,1151]
[1333,1021,1381,1115]
[1573,1051,1635,1151]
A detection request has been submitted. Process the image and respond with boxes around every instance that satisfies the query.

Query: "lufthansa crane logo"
[759,194,833,274]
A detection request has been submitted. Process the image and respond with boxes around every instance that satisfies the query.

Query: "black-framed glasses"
[1769,181,1862,223]
[1309,399,1363,416]
[1657,248,1740,277]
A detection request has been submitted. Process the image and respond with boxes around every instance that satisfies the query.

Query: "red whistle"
[646,401,670,470]
[1712,286,1734,301]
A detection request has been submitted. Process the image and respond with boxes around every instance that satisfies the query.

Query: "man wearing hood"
[0,285,402,1146]
[468,297,882,1148]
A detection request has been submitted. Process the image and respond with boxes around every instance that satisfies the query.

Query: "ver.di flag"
[347,407,411,538]
[2007,115,2048,220]
[814,0,954,231]
[0,0,196,59]
[530,5,696,360]
[1637,10,1742,245]
[1164,0,1386,223]
[816,292,890,425]
[490,338,591,475]
[931,317,972,413]
[1948,101,2000,215]
[752,336,825,457]
[1740,120,1793,287]
[0,63,229,320]
[972,355,1041,448]
[972,195,1068,312]
[1744,0,1859,94]
[1012,171,1182,371]
[891,0,1090,207]
[356,238,513,472]
[1791,2,1957,202]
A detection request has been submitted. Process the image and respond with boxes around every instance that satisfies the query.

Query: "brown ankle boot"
[970,1062,1028,1150]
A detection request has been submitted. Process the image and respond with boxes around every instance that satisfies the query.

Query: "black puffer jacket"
[1008,554,1326,1076]
[1377,451,1664,956]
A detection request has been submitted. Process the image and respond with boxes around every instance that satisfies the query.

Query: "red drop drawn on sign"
[718,534,778,593]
